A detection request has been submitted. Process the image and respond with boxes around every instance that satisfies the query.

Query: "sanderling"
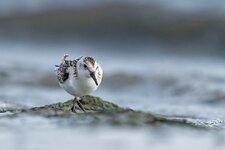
[55,54,103,112]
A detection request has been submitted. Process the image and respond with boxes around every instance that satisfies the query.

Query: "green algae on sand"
[30,95,123,114]
[26,95,199,127]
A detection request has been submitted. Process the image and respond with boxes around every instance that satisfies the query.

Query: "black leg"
[71,97,77,113]
[77,100,86,112]
[71,97,86,113]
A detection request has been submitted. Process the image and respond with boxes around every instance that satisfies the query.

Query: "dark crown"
[84,57,95,66]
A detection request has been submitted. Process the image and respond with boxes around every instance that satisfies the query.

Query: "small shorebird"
[55,54,103,112]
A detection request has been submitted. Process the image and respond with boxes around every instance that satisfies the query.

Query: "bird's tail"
[62,54,69,62]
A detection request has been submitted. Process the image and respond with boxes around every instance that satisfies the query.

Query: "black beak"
[90,72,98,86]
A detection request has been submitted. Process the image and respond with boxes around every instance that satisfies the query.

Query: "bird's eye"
[83,64,87,69]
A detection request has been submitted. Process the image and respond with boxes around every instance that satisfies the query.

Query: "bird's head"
[78,56,99,86]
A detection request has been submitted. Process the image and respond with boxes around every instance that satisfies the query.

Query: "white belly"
[60,77,98,97]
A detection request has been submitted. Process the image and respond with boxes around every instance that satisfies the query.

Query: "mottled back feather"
[55,56,82,83]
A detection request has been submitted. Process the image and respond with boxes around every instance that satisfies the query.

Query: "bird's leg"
[71,97,86,113]
[71,97,77,113]
[77,98,86,112]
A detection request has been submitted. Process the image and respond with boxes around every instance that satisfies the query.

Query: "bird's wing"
[55,60,70,83]
[71,56,83,79]
[55,55,83,83]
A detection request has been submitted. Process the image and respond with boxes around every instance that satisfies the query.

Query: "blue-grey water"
[0,40,225,150]
[1,0,225,149]
[1,0,225,16]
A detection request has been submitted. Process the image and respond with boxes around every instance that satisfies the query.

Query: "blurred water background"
[1,0,225,150]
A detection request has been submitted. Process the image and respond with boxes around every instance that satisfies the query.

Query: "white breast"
[59,64,102,97]
[60,77,97,97]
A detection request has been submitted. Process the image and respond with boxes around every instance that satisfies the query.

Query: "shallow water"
[1,40,225,149]
[1,115,224,150]
[1,0,225,149]
[1,0,225,16]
